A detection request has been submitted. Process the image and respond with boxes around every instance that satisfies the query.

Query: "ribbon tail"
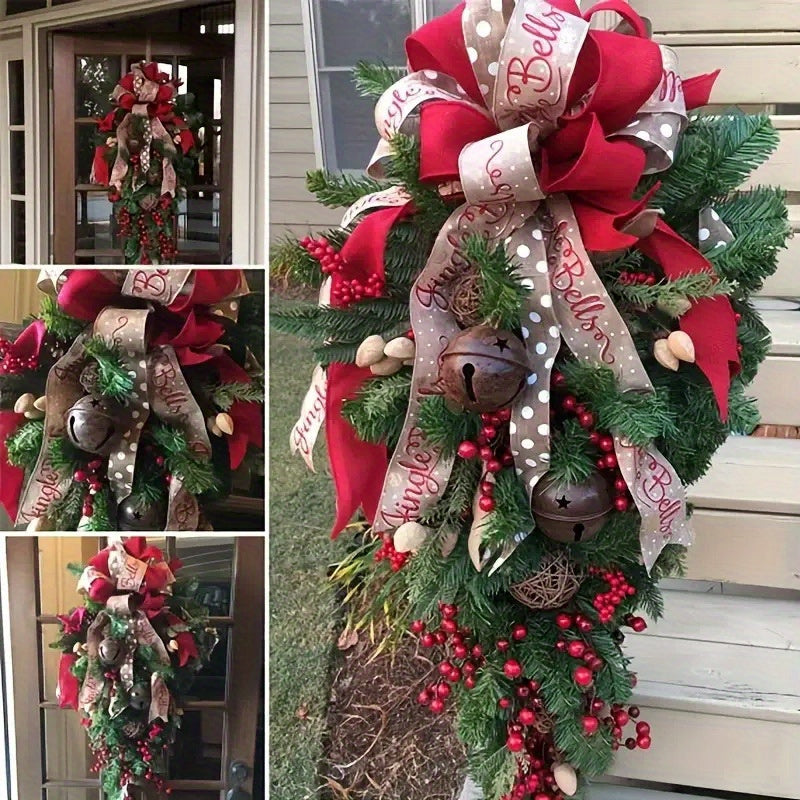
[326,362,388,538]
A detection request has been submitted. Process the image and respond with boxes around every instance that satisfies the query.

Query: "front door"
[3,535,264,799]
[52,34,234,265]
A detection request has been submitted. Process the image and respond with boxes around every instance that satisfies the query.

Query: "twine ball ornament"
[66,394,120,455]
[98,637,124,667]
[122,719,147,739]
[509,551,582,610]
[449,269,483,328]
[531,472,613,544]
[118,497,167,531]
[128,682,151,710]
[439,325,529,412]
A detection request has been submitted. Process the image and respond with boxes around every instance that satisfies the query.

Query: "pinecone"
[122,719,146,739]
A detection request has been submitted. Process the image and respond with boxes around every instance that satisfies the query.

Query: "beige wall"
[269,1,340,245]
[0,269,41,324]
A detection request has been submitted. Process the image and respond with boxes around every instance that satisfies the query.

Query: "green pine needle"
[150,423,219,495]
[549,419,595,485]
[352,61,405,98]
[39,295,86,341]
[306,169,383,209]
[83,337,135,400]
[342,372,411,449]
[6,419,44,470]
[417,396,481,458]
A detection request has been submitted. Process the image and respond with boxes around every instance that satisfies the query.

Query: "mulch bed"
[321,635,467,799]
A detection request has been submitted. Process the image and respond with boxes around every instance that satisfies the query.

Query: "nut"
[355,335,386,368]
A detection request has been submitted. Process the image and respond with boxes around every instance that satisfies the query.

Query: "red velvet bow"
[163,612,200,667]
[150,309,226,366]
[405,2,739,417]
[0,411,26,521]
[57,606,88,635]
[0,319,48,374]
[227,399,263,470]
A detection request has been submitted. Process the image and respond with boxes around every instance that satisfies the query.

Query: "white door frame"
[0,0,263,265]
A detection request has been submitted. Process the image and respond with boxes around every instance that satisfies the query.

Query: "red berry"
[599,436,614,453]
[614,476,627,492]
[480,481,494,495]
[417,690,431,706]
[555,613,572,630]
[435,683,451,699]
[482,425,497,440]
[441,603,458,619]
[637,735,652,749]
[471,644,484,659]
[614,496,630,512]
[448,667,462,683]
[506,733,525,752]
[511,624,528,641]
[566,640,586,658]
[429,698,445,714]
[453,644,468,659]
[457,441,479,459]
[497,639,510,652]
[479,495,496,512]
[614,710,630,727]
[503,659,523,679]
[630,617,647,633]
[464,676,476,689]
[562,395,577,411]
[604,453,618,469]
[582,715,599,734]
[629,705,640,718]
[74,469,87,482]
[498,697,511,709]
[635,721,651,736]
[486,458,503,473]
[438,661,453,676]
[410,620,425,634]
[441,618,458,634]
[573,666,593,687]
[518,708,536,725]
[625,737,637,750]
[578,411,594,429]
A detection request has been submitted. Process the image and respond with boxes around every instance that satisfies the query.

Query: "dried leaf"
[337,629,359,650]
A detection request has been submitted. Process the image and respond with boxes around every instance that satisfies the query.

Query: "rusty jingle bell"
[438,325,529,412]
[531,471,613,543]
[98,636,124,667]
[65,394,120,455]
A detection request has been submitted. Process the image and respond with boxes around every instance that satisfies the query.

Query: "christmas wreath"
[52,537,217,799]
[91,61,202,265]
[273,0,790,796]
[0,268,264,532]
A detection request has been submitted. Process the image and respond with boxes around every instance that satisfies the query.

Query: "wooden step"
[589,785,725,800]
[608,590,800,797]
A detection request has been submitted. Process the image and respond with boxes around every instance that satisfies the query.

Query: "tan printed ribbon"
[147,345,213,530]
[122,269,194,305]
[94,307,151,502]
[366,0,693,569]
[16,334,89,525]
[290,364,327,472]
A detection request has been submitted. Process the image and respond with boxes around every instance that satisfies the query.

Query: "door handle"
[227,760,251,800]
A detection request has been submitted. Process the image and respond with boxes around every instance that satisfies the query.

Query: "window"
[310,0,460,172]
[1,56,27,263]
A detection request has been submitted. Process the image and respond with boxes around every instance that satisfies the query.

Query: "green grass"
[269,296,346,799]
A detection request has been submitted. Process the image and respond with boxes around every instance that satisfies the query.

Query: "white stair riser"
[749,357,800,426]
[608,708,800,797]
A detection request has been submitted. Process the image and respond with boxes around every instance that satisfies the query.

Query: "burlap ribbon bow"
[349,0,741,571]
[76,541,173,722]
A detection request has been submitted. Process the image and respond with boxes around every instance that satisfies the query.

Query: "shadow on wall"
[0,507,12,532]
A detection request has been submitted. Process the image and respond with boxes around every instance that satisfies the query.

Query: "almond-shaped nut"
[402,358,415,367]
[653,339,679,371]
[206,416,223,437]
[24,409,45,420]
[168,640,180,652]
[355,335,387,368]
[393,521,430,553]
[553,764,578,797]
[26,515,51,532]
[369,356,403,376]
[14,392,35,414]
[216,412,234,435]
[384,336,415,360]
[667,330,695,363]
[33,395,47,412]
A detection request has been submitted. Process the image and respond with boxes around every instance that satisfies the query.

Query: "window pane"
[179,191,221,253]
[8,60,24,125]
[10,200,25,263]
[10,130,25,194]
[75,124,98,185]
[43,709,95,781]
[5,0,46,13]
[323,71,380,170]
[315,0,411,67]
[426,0,461,18]
[76,191,115,252]
[75,57,119,117]
[45,790,99,800]
[169,709,224,780]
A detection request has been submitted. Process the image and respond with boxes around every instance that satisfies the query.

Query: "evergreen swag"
[272,47,789,800]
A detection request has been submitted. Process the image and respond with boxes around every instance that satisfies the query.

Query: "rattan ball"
[509,551,582,611]
[448,270,483,328]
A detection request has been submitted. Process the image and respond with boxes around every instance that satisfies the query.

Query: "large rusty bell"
[438,325,529,412]
[531,471,613,544]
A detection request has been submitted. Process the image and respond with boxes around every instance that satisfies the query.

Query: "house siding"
[269,0,340,245]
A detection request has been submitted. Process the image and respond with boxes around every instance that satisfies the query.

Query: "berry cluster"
[300,236,345,275]
[73,458,106,519]
[553,374,631,512]
[587,566,636,623]
[618,270,657,286]
[584,698,652,751]
[0,337,38,375]
[412,604,484,714]
[503,749,564,800]
[375,532,410,571]
[456,408,514,511]
[331,274,385,307]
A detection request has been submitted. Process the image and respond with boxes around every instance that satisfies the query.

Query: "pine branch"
[418,457,481,529]
[151,423,219,495]
[86,487,112,531]
[83,337,135,400]
[49,481,84,530]
[269,237,322,288]
[6,419,44,469]
[341,372,411,448]
[549,419,595,485]
[352,61,405,98]
[208,376,264,411]
[417,396,481,458]
[481,469,533,548]
[39,295,86,341]
[49,436,84,473]
[462,235,527,329]
[306,169,383,208]
[614,272,733,316]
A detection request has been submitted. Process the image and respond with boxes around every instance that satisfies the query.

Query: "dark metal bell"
[438,325,529,412]
[98,636,124,666]
[117,497,166,532]
[129,683,150,710]
[65,394,118,455]
[531,471,613,543]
